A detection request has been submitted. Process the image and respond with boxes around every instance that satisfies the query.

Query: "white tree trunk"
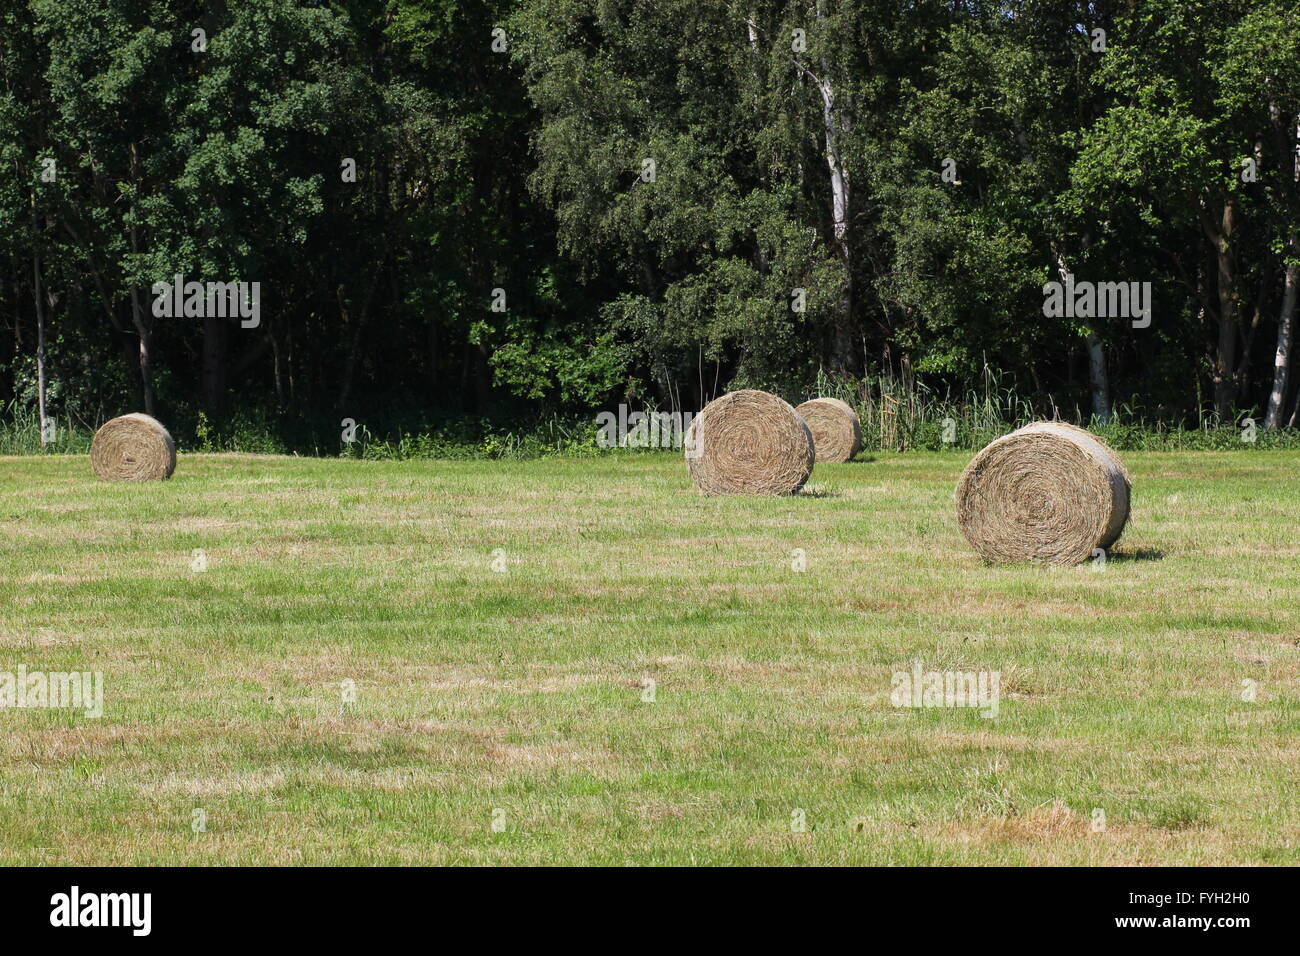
[1085,331,1111,424]
[820,80,849,250]
[1053,248,1111,423]
[1265,234,1299,428]
[813,2,854,372]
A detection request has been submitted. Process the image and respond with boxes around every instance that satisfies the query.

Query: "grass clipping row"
[90,413,176,482]
[795,397,862,462]
[956,421,1130,565]
[685,389,814,495]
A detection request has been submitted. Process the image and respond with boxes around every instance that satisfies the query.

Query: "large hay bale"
[795,397,862,463]
[90,413,176,482]
[955,421,1129,565]
[685,389,814,495]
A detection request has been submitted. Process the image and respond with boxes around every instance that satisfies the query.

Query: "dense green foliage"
[3,1,1300,448]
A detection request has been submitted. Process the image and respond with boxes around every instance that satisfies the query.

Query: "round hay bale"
[685,389,814,495]
[90,413,176,482]
[795,397,862,463]
[955,421,1129,565]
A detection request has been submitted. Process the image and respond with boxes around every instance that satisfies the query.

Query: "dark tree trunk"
[1200,196,1239,420]
[428,321,439,403]
[127,284,156,417]
[33,249,48,451]
[202,312,226,413]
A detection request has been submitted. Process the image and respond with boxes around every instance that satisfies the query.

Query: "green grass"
[0,450,1297,865]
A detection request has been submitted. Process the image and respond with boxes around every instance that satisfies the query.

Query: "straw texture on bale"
[955,421,1130,565]
[795,397,862,463]
[685,389,815,495]
[90,413,176,482]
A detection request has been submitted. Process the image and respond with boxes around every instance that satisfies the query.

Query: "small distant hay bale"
[955,421,1130,565]
[90,413,176,482]
[795,397,862,463]
[685,389,814,495]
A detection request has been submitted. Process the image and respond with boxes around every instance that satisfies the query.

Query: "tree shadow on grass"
[1106,548,1165,563]
[797,486,839,499]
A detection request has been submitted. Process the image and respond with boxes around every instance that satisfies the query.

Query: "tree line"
[2,0,1299,447]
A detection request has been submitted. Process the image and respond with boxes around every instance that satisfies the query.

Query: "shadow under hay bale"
[955,421,1130,565]
[90,413,176,482]
[796,397,863,463]
[685,389,814,495]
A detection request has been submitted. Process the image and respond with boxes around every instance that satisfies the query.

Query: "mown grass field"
[1,450,1297,865]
